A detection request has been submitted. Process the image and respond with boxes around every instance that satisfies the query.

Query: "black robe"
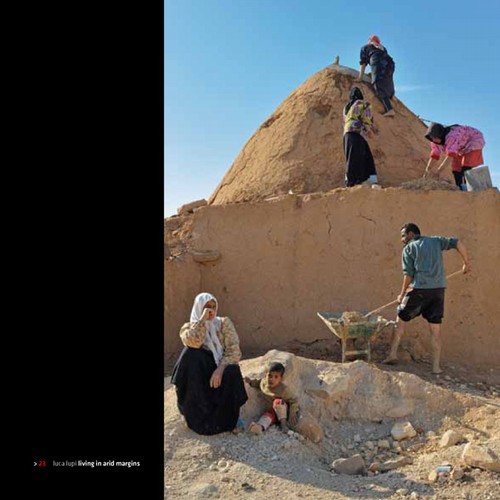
[171,347,248,435]
[343,132,377,187]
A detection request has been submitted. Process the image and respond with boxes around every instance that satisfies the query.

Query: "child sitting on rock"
[245,362,299,434]
[244,362,323,443]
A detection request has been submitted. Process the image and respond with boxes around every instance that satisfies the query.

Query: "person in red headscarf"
[357,35,396,117]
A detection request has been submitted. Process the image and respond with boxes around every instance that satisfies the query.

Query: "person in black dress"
[171,292,248,435]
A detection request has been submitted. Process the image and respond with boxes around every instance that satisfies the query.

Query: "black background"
[21,2,165,497]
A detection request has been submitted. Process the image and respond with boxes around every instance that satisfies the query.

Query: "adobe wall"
[165,187,500,370]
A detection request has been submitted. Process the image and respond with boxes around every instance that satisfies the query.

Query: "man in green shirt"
[383,223,470,374]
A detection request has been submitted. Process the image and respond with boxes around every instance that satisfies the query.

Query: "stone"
[379,456,413,472]
[177,199,207,215]
[391,422,417,441]
[241,482,256,493]
[439,430,463,448]
[461,443,500,472]
[450,466,465,480]
[331,454,366,475]
[190,483,219,497]
[365,441,375,450]
[294,414,324,443]
[396,488,409,496]
[369,462,380,473]
[378,439,391,449]
[428,470,438,483]
[386,400,415,419]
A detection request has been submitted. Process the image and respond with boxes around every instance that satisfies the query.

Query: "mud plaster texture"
[165,187,500,375]
[208,65,453,205]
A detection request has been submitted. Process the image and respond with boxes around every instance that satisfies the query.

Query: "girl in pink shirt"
[424,122,485,190]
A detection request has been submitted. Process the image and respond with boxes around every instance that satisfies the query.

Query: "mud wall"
[165,188,500,370]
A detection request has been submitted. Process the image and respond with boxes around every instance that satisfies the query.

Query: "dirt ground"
[164,351,499,500]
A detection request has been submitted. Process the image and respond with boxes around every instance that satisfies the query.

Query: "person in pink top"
[423,122,485,190]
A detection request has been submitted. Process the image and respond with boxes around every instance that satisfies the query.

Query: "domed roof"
[209,64,432,205]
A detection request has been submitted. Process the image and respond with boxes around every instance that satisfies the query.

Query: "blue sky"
[165,0,500,217]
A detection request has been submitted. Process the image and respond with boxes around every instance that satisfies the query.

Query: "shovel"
[363,269,465,318]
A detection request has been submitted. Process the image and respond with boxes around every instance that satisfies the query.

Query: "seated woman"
[171,292,248,435]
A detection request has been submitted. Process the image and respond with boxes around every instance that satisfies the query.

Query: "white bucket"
[464,166,493,192]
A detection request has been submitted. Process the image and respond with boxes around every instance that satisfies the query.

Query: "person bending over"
[383,223,470,374]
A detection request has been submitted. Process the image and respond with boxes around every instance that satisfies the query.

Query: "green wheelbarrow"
[317,312,395,363]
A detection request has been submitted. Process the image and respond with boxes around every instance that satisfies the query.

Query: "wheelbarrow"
[317,312,395,363]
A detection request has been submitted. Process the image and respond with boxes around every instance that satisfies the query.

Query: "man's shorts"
[397,288,445,324]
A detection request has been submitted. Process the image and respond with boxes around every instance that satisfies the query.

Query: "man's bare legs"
[428,322,442,374]
[382,318,405,364]
[383,318,443,374]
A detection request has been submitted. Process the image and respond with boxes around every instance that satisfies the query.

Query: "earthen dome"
[209,65,436,205]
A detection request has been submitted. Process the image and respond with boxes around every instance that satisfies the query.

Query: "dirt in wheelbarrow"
[340,311,367,323]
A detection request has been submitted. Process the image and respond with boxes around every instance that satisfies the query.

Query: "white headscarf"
[190,292,224,366]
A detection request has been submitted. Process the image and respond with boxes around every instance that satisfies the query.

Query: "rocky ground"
[164,352,499,499]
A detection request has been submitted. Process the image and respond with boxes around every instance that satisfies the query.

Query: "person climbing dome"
[357,35,396,117]
[343,87,378,187]
[423,122,486,190]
